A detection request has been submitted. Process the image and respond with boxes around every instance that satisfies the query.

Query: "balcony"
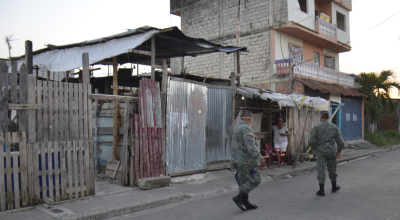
[275,59,355,87]
[278,0,351,53]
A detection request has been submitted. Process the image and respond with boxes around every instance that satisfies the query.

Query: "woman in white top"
[272,118,289,152]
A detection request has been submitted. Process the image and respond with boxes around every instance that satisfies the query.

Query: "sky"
[0,0,399,91]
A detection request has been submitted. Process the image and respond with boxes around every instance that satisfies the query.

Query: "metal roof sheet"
[300,79,367,97]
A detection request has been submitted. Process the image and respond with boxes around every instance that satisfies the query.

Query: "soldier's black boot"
[332,181,341,192]
[243,193,258,210]
[232,191,247,211]
[316,184,325,196]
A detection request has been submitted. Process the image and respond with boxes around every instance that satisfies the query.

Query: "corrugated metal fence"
[206,87,233,162]
[166,79,207,175]
[166,79,234,175]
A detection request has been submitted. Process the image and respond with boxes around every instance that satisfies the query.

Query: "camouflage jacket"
[231,121,263,165]
[309,120,344,154]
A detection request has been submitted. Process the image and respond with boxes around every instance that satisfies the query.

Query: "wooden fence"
[0,60,95,211]
[0,132,94,211]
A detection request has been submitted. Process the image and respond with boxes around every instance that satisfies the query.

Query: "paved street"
[110,150,400,220]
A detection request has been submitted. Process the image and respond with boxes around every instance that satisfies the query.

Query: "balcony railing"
[316,18,337,38]
[275,59,355,87]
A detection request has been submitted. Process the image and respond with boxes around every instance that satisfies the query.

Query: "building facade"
[170,0,365,140]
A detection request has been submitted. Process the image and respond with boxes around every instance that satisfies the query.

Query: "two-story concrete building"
[170,0,366,140]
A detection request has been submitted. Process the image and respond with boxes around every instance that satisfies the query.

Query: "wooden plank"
[79,140,85,198]
[12,153,20,209]
[54,82,59,141]
[112,100,119,160]
[0,133,6,211]
[73,141,79,198]
[48,81,54,141]
[43,81,49,141]
[25,40,33,74]
[131,49,151,56]
[10,61,18,105]
[151,64,163,69]
[113,57,118,95]
[18,132,29,207]
[47,142,54,200]
[87,85,93,139]
[27,75,36,142]
[5,133,13,210]
[78,84,83,140]
[73,83,79,140]
[104,160,120,179]
[68,84,74,140]
[121,101,129,184]
[82,53,90,85]
[67,141,73,200]
[93,90,98,175]
[32,143,40,204]
[0,61,9,132]
[9,104,38,110]
[58,83,64,140]
[54,142,60,202]
[134,114,139,183]
[84,141,90,196]
[151,36,155,80]
[40,142,47,200]
[37,80,43,142]
[19,64,28,132]
[63,83,69,140]
[88,141,95,195]
[60,141,67,200]
[83,84,89,140]
[88,94,138,102]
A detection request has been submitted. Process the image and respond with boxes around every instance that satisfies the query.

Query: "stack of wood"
[132,78,164,182]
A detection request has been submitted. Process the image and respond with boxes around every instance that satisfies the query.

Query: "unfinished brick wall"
[170,0,289,85]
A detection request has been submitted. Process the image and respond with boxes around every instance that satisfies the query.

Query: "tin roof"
[300,79,367,97]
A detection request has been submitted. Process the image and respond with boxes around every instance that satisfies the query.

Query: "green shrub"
[364,130,400,147]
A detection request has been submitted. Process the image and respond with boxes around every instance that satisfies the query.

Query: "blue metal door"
[340,97,362,140]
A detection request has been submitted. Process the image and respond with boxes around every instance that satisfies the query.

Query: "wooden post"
[25,40,33,74]
[151,36,155,80]
[47,70,50,81]
[65,70,69,82]
[94,89,98,174]
[292,109,309,168]
[112,57,119,160]
[82,53,90,84]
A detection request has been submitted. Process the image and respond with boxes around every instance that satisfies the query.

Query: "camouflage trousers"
[234,163,261,194]
[316,151,337,184]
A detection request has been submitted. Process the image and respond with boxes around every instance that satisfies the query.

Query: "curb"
[71,194,192,220]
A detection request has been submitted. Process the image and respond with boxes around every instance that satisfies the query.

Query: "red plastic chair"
[265,143,285,168]
[259,150,270,171]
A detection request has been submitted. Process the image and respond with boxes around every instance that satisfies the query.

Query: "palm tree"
[356,70,400,132]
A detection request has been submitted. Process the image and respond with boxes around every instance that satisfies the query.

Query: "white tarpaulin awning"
[259,93,330,111]
[17,30,159,72]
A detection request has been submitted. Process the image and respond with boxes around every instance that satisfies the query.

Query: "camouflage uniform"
[309,120,344,184]
[231,121,264,194]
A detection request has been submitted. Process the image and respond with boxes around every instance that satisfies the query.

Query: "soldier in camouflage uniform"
[309,111,344,196]
[231,110,266,211]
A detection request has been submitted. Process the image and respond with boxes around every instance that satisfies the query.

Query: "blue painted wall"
[341,97,362,140]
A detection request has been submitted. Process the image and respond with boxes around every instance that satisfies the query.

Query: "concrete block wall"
[171,0,284,85]
[272,0,288,25]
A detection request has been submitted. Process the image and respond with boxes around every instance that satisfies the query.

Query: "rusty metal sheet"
[300,80,367,97]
